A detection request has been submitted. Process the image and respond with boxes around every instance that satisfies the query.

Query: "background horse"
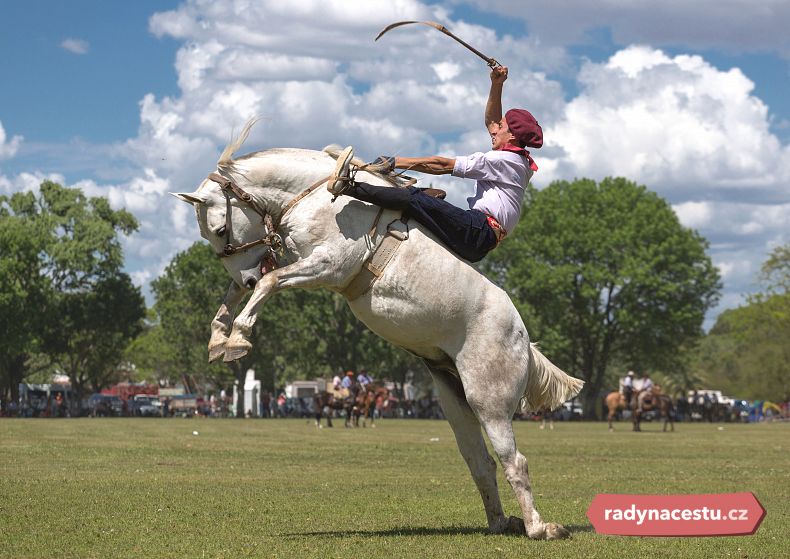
[604,391,629,431]
[313,390,338,428]
[359,383,390,427]
[633,388,675,432]
[174,121,583,540]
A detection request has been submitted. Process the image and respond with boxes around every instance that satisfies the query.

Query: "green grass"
[0,418,787,558]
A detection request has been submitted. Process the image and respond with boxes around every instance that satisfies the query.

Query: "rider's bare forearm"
[394,156,455,175]
[485,81,504,127]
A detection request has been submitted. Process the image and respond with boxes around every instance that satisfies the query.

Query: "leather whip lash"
[375,20,501,68]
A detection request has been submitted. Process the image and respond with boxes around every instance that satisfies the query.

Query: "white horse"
[173,121,583,539]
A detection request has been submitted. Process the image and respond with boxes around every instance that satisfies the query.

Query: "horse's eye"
[216,225,226,236]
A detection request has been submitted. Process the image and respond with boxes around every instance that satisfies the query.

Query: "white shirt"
[642,378,653,391]
[452,150,533,235]
[623,376,633,388]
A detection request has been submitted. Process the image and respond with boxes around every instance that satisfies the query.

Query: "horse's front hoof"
[208,345,226,362]
[223,342,251,362]
[544,522,570,540]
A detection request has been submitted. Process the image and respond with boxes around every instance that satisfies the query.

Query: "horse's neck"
[237,152,332,218]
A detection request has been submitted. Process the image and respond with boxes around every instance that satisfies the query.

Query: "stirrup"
[328,146,355,198]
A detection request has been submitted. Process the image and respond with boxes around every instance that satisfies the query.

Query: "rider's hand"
[490,65,508,84]
[370,155,396,173]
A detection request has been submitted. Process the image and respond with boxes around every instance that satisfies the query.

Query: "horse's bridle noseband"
[206,172,280,258]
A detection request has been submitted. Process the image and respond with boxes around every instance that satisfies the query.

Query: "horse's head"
[171,117,394,290]
[172,176,271,290]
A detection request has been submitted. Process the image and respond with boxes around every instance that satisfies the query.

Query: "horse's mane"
[217,118,260,168]
[215,118,409,187]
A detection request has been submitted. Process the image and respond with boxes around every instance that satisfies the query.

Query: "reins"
[206,159,414,297]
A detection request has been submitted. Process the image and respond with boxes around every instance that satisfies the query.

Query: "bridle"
[206,171,329,262]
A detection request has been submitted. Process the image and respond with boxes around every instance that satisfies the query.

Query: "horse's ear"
[170,192,208,205]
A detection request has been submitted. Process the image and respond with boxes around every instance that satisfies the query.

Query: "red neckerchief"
[499,143,538,172]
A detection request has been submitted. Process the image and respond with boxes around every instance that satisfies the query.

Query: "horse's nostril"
[244,277,257,289]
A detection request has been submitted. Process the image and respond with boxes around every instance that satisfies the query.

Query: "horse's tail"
[521,343,584,412]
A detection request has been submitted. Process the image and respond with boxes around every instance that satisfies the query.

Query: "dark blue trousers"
[348,183,497,262]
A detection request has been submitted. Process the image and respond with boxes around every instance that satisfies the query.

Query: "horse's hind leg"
[477,415,569,540]
[428,366,522,535]
[455,351,569,540]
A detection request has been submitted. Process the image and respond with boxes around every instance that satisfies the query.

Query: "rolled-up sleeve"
[452,152,486,179]
[452,151,525,188]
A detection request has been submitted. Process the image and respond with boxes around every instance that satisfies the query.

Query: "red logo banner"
[586,493,765,536]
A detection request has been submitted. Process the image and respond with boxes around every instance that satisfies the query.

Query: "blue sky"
[1,0,789,328]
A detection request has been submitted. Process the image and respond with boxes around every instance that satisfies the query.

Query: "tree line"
[2,177,785,415]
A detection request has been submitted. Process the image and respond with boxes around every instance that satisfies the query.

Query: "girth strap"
[341,216,409,301]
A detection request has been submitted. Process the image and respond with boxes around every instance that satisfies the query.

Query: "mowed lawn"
[0,418,787,558]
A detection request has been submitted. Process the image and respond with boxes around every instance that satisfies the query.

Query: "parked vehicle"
[130,395,162,417]
[87,394,124,417]
[560,400,583,420]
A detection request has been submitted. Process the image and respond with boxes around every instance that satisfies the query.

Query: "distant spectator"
[276,393,286,418]
[261,391,271,418]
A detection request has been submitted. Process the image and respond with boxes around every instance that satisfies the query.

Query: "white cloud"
[0,171,65,196]
[542,46,790,204]
[461,0,790,54]
[0,121,23,160]
[673,201,712,229]
[60,38,89,55]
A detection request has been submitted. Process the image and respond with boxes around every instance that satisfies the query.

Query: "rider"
[357,369,372,388]
[622,371,635,405]
[340,370,355,390]
[327,66,542,263]
[641,372,654,393]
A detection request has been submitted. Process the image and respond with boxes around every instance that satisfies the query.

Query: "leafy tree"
[691,243,789,400]
[149,243,232,388]
[42,273,145,400]
[0,192,51,401]
[0,182,138,402]
[484,177,721,417]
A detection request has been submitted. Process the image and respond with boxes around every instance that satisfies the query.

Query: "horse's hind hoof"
[544,522,570,540]
[505,516,526,535]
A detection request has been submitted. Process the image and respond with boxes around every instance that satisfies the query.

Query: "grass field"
[0,418,787,558]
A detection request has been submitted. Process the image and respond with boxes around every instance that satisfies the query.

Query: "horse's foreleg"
[428,367,517,535]
[208,281,247,362]
[224,258,332,362]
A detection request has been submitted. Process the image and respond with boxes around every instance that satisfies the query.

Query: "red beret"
[505,109,543,148]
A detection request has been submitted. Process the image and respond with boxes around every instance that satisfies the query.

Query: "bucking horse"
[173,120,583,540]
